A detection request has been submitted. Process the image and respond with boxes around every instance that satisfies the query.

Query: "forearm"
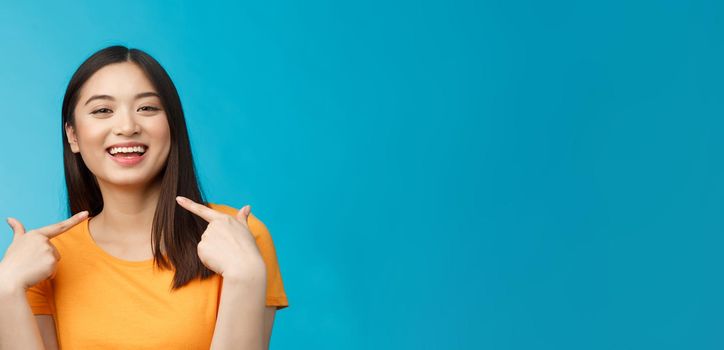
[210,272,267,350]
[0,277,44,350]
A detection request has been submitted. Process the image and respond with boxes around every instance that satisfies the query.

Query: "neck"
[92,178,163,244]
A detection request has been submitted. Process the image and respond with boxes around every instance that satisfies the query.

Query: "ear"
[65,122,80,153]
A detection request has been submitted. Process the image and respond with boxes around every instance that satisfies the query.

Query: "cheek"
[146,117,171,155]
[74,122,108,153]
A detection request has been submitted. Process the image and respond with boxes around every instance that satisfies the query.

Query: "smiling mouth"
[106,146,148,158]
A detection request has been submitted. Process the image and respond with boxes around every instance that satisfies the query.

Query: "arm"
[210,273,268,350]
[0,212,89,349]
[35,316,59,350]
[0,278,45,350]
[263,307,277,349]
[174,200,281,349]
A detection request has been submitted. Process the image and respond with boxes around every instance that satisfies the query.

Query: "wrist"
[0,266,24,297]
[222,264,267,288]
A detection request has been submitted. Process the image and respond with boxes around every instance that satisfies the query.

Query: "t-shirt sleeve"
[248,213,290,310]
[25,279,54,315]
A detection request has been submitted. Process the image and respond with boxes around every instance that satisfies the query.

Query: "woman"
[0,46,289,349]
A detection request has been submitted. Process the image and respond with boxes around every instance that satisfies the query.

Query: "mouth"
[106,144,148,158]
[106,144,148,166]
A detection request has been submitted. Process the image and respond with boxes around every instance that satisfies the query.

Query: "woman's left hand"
[175,196,266,284]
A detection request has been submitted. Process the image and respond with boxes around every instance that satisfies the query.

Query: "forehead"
[78,62,158,101]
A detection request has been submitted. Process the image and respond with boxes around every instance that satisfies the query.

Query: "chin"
[98,170,161,188]
[104,177,153,188]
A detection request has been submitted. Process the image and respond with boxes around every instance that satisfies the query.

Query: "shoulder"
[207,203,272,240]
[49,217,87,245]
[208,203,239,216]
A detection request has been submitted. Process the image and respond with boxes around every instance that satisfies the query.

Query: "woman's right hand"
[0,211,88,292]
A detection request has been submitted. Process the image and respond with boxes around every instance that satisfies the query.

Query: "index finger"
[35,211,89,238]
[176,196,226,222]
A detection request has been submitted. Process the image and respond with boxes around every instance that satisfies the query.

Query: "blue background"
[1,0,723,349]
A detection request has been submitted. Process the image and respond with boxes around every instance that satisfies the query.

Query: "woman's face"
[65,62,171,189]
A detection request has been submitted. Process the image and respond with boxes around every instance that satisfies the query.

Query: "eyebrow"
[84,92,161,106]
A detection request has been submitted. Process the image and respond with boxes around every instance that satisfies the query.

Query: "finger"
[35,211,89,238]
[176,196,225,222]
[50,243,61,261]
[235,205,251,225]
[7,217,26,240]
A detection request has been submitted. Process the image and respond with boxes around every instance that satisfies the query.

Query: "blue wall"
[1,1,722,348]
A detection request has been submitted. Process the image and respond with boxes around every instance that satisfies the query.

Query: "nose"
[112,107,141,136]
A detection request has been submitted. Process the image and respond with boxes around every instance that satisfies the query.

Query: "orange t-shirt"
[25,203,289,349]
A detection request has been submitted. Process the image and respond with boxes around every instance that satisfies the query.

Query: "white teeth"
[108,145,146,155]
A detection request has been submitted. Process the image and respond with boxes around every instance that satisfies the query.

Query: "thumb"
[235,205,251,225]
[6,217,26,240]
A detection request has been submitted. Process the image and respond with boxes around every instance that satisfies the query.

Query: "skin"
[0,212,89,350]
[67,61,172,254]
[176,197,270,350]
[0,62,276,349]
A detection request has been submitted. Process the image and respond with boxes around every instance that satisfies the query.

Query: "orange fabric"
[25,203,288,349]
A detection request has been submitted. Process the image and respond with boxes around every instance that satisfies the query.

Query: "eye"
[91,108,112,114]
[138,106,161,112]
